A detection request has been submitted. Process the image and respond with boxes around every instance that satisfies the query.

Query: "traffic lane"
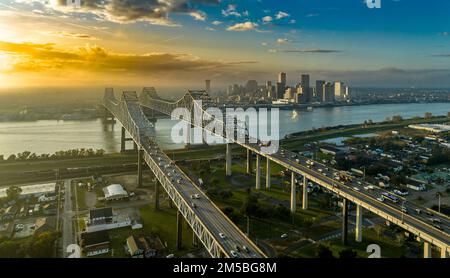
[277,155,450,243]
[274,150,450,234]
[172,172,258,258]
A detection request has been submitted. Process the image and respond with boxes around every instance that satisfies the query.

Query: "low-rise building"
[86,207,132,232]
[0,183,56,200]
[126,235,165,258]
[103,184,128,201]
[80,231,110,257]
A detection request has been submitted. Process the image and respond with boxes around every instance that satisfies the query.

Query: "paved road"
[143,137,264,258]
[61,179,75,258]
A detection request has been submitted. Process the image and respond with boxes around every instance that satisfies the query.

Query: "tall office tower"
[277,72,287,99]
[278,72,287,85]
[276,82,284,99]
[324,82,334,102]
[334,81,344,100]
[300,74,312,102]
[301,74,310,89]
[266,81,274,98]
[316,80,326,102]
[205,80,211,94]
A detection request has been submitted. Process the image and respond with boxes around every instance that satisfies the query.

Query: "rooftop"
[0,182,56,199]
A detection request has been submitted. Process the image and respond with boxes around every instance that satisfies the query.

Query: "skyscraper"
[324,82,334,103]
[276,82,284,99]
[301,74,310,89]
[276,72,287,99]
[334,81,344,100]
[266,81,275,99]
[278,72,287,85]
[316,80,326,102]
[300,74,311,102]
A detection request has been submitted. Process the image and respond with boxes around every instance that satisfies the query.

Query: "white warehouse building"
[103,184,128,201]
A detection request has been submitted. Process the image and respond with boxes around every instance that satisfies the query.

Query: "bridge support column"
[342,198,348,246]
[246,149,252,174]
[176,210,183,250]
[290,172,296,213]
[186,124,191,149]
[266,157,271,189]
[441,246,448,258]
[121,126,126,152]
[255,155,261,190]
[226,143,232,176]
[154,180,160,210]
[302,176,308,210]
[424,241,431,258]
[355,204,363,243]
[137,148,143,188]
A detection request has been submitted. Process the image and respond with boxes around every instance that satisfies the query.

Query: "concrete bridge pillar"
[423,241,432,258]
[246,149,252,174]
[137,148,143,188]
[255,155,261,190]
[154,180,160,210]
[266,157,271,189]
[355,204,363,243]
[290,172,296,213]
[121,126,126,152]
[226,143,232,176]
[186,124,191,149]
[441,246,448,258]
[342,198,349,246]
[177,210,183,250]
[302,176,308,210]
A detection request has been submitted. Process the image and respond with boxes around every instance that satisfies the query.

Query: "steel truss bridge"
[102,89,266,258]
[137,87,450,259]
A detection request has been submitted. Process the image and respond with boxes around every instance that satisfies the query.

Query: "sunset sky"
[1,0,450,91]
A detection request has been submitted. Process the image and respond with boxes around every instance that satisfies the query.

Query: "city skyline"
[1,0,450,90]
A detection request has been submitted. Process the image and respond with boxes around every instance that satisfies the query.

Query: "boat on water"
[307,106,314,112]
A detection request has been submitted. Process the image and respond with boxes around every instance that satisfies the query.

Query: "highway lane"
[142,138,262,258]
[243,142,450,247]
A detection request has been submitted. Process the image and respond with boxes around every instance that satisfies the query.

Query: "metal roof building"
[102,184,128,201]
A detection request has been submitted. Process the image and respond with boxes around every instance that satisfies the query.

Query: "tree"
[0,240,20,258]
[7,154,16,161]
[27,231,59,258]
[339,248,357,258]
[6,185,22,203]
[316,245,334,258]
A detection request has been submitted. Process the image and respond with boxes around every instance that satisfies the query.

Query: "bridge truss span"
[102,88,266,259]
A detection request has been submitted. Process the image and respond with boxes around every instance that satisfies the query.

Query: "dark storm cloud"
[53,0,220,25]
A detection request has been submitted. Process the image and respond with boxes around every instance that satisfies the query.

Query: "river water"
[0,102,448,156]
